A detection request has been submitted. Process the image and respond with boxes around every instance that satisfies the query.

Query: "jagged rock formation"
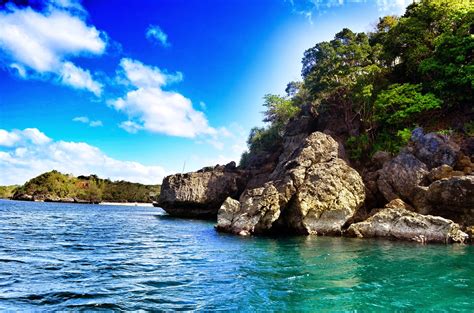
[375,128,474,226]
[216,132,365,236]
[158,125,473,244]
[157,162,249,218]
[346,199,468,243]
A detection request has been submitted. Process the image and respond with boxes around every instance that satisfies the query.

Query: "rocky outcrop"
[376,128,474,225]
[158,124,472,244]
[216,132,365,236]
[158,162,249,218]
[217,184,281,236]
[425,176,474,225]
[346,199,468,243]
[410,128,461,169]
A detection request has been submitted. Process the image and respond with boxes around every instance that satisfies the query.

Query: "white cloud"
[73,116,103,127]
[60,62,103,96]
[73,116,90,123]
[0,128,166,185]
[146,25,170,47]
[118,58,183,88]
[48,0,85,12]
[0,128,51,147]
[89,120,103,127]
[0,129,21,147]
[119,121,142,134]
[288,0,411,20]
[21,128,52,145]
[375,0,412,13]
[111,58,216,138]
[0,3,106,95]
[194,123,248,164]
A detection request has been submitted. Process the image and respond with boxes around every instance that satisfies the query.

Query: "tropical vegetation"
[241,0,473,165]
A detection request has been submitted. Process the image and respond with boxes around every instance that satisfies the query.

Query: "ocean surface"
[0,199,472,311]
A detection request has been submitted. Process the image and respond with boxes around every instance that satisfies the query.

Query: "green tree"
[262,94,300,128]
[374,83,442,125]
[302,28,374,96]
[382,0,473,82]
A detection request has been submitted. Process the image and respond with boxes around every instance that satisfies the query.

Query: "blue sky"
[0,0,411,185]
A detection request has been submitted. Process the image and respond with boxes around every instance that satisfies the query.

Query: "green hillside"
[9,170,160,203]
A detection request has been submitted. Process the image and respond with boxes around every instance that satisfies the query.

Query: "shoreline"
[99,202,154,207]
[0,198,155,207]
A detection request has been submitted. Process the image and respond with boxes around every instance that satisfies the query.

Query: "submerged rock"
[216,132,365,236]
[158,163,249,218]
[346,199,468,243]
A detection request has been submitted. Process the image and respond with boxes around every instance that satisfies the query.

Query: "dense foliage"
[10,170,160,203]
[0,185,18,199]
[241,0,473,164]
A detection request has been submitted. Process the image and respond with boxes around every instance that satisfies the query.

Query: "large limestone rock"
[216,184,281,236]
[346,199,468,243]
[158,163,248,218]
[216,132,365,236]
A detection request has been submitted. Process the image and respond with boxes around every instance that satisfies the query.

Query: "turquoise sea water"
[0,199,472,311]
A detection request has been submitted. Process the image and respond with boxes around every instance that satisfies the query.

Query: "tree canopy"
[241,0,473,166]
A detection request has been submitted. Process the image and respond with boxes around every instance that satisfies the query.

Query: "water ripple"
[0,199,473,311]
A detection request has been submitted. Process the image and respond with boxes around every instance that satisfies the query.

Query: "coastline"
[0,198,154,207]
[99,202,154,207]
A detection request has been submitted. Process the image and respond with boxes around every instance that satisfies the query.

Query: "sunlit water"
[0,199,472,311]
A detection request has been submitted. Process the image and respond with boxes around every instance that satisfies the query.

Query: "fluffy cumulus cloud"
[72,116,103,127]
[0,1,106,95]
[0,128,51,147]
[146,25,170,47]
[110,58,216,138]
[0,128,166,185]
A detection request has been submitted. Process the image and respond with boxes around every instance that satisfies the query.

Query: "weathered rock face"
[158,163,249,218]
[377,152,429,203]
[346,199,468,243]
[216,132,365,236]
[376,128,474,225]
[426,176,474,224]
[410,128,460,169]
[217,184,281,236]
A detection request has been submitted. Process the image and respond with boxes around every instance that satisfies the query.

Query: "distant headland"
[0,170,160,204]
